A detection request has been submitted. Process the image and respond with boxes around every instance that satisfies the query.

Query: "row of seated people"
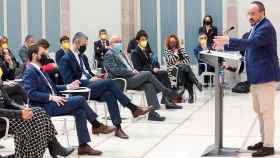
[93,29,203,104]
[0,32,184,157]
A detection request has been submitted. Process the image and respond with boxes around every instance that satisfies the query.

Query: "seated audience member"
[131,31,182,109]
[199,15,218,46]
[165,34,202,103]
[104,36,185,121]
[23,44,114,156]
[94,29,110,70]
[37,39,64,85]
[19,35,35,64]
[59,32,152,139]
[193,33,215,87]
[55,35,71,65]
[0,79,74,158]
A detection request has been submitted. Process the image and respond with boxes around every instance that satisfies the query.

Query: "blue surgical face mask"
[113,43,123,53]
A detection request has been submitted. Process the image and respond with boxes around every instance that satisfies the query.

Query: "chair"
[51,87,91,146]
[0,117,10,141]
[199,63,215,87]
[0,117,14,157]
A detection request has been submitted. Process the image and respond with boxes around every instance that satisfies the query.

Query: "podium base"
[202,145,240,157]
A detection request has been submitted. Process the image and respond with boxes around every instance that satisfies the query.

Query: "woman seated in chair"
[164,34,202,103]
[0,79,74,158]
[193,32,215,87]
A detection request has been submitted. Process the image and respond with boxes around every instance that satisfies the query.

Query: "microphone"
[223,26,235,35]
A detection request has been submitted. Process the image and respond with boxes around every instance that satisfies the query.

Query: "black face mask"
[205,21,212,25]
[79,45,87,54]
[39,54,49,65]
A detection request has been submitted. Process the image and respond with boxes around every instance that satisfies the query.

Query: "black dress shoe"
[148,111,166,121]
[196,82,203,92]
[188,97,194,103]
[252,147,274,157]
[162,97,183,109]
[247,142,263,151]
[48,137,74,158]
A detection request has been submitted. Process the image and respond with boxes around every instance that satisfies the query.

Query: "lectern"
[199,50,242,157]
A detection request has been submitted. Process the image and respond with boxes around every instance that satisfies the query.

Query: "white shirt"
[73,51,90,80]
[31,62,55,95]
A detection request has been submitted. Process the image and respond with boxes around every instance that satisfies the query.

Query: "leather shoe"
[132,106,153,118]
[252,147,274,157]
[48,137,74,158]
[78,144,102,156]
[115,128,129,139]
[148,111,166,121]
[92,124,115,135]
[247,142,263,151]
[164,98,182,109]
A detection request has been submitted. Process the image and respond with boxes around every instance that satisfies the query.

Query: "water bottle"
[219,69,225,84]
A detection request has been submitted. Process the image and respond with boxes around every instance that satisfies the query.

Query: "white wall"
[236,0,280,54]
[69,0,122,59]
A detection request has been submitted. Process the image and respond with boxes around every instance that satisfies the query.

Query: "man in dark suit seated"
[22,44,116,156]
[131,31,182,109]
[55,35,71,66]
[214,1,280,157]
[94,29,110,70]
[59,32,152,139]
[104,36,185,121]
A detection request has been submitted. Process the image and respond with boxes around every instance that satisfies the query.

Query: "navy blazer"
[226,18,280,84]
[22,64,66,108]
[59,51,94,86]
[94,40,109,67]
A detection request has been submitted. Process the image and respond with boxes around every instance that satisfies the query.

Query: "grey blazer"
[103,49,135,79]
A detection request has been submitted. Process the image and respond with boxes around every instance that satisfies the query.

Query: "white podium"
[199,50,242,157]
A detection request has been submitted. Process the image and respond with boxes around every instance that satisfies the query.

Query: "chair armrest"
[0,117,10,140]
[112,78,127,92]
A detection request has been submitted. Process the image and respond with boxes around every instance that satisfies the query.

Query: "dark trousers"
[155,70,172,89]
[126,71,167,109]
[85,80,131,126]
[45,96,97,145]
[177,64,198,98]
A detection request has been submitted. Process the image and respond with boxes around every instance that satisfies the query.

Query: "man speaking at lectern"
[213,1,280,157]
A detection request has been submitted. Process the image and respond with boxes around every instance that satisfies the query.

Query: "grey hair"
[72,32,88,43]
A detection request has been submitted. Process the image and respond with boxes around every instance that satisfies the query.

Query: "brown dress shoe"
[115,128,129,139]
[92,124,115,135]
[132,106,153,118]
[78,144,102,156]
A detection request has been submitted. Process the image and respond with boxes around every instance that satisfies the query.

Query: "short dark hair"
[99,29,107,35]
[251,1,265,13]
[37,39,50,49]
[72,32,88,43]
[60,36,70,44]
[25,34,34,42]
[135,30,149,41]
[28,44,40,61]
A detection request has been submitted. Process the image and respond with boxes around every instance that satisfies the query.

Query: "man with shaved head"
[214,1,280,157]
[104,36,184,122]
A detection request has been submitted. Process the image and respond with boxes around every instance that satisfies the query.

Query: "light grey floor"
[1,88,280,158]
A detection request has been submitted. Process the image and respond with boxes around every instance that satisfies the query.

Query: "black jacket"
[55,48,66,66]
[0,83,25,137]
[131,46,159,72]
